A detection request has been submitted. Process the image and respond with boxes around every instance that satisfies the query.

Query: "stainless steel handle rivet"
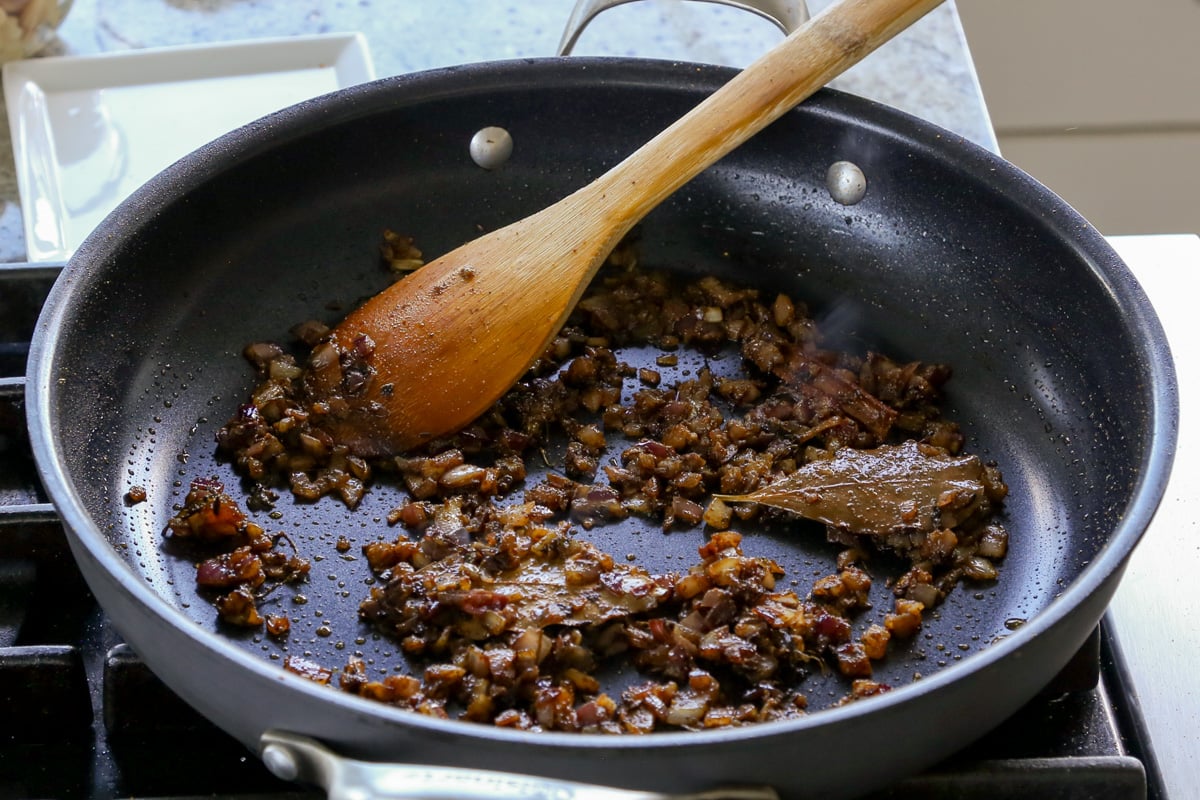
[470,126,514,169]
[826,160,867,205]
[261,742,301,782]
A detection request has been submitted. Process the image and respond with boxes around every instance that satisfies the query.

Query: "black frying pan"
[27,59,1176,799]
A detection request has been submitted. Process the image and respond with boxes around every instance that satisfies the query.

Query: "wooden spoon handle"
[576,0,944,229]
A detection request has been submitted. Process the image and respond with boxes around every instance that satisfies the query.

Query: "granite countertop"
[0,0,995,262]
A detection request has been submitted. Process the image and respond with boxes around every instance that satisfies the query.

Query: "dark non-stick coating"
[28,59,1175,799]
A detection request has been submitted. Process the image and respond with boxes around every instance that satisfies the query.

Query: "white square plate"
[3,33,375,262]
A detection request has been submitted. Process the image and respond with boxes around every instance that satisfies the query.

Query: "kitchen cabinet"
[957,0,1200,234]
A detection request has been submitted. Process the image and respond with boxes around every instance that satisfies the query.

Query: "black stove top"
[0,261,1156,800]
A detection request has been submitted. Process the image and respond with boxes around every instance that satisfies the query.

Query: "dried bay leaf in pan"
[717,440,990,536]
[360,521,675,642]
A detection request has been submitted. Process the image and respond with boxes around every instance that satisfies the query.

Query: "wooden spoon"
[326,0,944,456]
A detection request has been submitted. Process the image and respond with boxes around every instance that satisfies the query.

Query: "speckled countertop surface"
[0,0,995,262]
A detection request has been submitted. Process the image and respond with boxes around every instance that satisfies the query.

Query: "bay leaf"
[716,440,986,536]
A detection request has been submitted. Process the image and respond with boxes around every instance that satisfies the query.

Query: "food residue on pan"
[164,232,1009,733]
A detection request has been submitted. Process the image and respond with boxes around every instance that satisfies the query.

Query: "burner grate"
[0,262,1148,799]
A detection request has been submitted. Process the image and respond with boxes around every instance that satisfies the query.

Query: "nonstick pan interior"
[28,59,1175,797]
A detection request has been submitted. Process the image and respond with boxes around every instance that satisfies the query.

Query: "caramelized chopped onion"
[196,237,1010,732]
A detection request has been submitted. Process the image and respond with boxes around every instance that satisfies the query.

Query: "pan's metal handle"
[557,0,811,56]
[260,730,779,800]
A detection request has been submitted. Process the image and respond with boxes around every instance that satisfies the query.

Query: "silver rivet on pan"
[826,160,867,205]
[470,126,514,169]
[261,743,300,781]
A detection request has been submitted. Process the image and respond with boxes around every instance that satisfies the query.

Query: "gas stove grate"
[0,261,1148,799]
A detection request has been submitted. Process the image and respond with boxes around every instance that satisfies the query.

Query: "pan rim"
[27,56,1179,754]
